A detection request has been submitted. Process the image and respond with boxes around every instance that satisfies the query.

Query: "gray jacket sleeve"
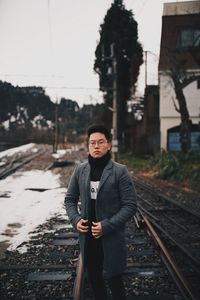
[101,166,137,235]
[64,166,81,230]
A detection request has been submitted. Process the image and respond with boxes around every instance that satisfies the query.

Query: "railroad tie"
[27,271,72,281]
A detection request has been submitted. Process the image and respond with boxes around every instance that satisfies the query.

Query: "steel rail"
[139,208,197,300]
[134,179,200,219]
[139,204,200,270]
[73,253,84,300]
[0,149,45,179]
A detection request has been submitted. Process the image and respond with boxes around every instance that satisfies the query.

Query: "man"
[64,124,137,300]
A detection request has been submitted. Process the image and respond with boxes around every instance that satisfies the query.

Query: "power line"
[0,73,63,78]
[47,0,53,50]
[0,74,100,90]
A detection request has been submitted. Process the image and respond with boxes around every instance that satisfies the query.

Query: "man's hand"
[91,221,103,239]
[76,219,89,233]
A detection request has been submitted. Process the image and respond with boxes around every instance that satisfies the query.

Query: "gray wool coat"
[64,159,137,279]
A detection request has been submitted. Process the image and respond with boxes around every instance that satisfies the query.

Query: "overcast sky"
[0,0,190,107]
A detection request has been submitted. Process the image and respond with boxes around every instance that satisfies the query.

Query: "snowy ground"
[0,144,68,252]
[0,143,37,159]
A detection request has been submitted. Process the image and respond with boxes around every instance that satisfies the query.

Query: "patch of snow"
[2,120,9,130]
[52,149,67,159]
[10,115,16,122]
[0,169,67,251]
[0,143,36,158]
[0,160,7,167]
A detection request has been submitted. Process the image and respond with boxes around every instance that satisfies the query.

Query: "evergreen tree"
[94,0,143,150]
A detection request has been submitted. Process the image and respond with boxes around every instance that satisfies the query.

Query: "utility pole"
[111,43,118,161]
[53,98,58,153]
[145,50,148,88]
[101,43,118,161]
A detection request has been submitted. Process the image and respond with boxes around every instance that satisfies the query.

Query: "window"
[168,125,200,151]
[177,28,200,48]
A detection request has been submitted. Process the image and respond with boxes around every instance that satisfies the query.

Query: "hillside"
[0,81,106,146]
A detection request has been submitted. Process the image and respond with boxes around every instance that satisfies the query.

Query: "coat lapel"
[98,160,113,192]
[77,163,90,219]
[83,163,90,198]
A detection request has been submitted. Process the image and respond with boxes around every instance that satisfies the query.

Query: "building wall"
[159,73,200,149]
[130,85,160,155]
[163,1,200,16]
[158,1,200,151]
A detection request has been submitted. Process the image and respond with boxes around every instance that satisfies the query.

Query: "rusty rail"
[73,254,84,300]
[139,208,197,300]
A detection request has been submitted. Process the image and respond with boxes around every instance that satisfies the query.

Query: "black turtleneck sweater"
[88,151,111,223]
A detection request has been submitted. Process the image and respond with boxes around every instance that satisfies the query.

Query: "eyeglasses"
[89,139,108,147]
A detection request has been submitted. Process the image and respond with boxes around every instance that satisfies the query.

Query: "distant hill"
[0,81,55,123]
[0,80,106,145]
[0,81,80,143]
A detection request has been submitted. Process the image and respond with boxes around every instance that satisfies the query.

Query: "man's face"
[88,132,111,158]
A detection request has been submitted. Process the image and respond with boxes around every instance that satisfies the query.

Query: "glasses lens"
[89,140,106,146]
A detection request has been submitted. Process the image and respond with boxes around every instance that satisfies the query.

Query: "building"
[158,1,200,151]
[128,85,159,155]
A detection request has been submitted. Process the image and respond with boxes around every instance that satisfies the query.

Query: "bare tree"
[168,43,200,152]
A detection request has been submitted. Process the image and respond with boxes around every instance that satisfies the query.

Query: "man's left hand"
[91,222,103,239]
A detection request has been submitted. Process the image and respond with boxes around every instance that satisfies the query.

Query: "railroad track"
[0,153,199,299]
[134,179,200,300]
[73,208,198,300]
[0,148,45,180]
[72,180,200,300]
[1,208,192,300]
[0,216,79,299]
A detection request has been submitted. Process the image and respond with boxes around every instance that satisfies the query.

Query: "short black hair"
[87,124,111,142]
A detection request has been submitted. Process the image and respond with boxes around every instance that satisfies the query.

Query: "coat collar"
[82,159,113,193]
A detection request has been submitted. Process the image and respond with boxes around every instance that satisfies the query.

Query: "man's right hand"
[76,219,89,233]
